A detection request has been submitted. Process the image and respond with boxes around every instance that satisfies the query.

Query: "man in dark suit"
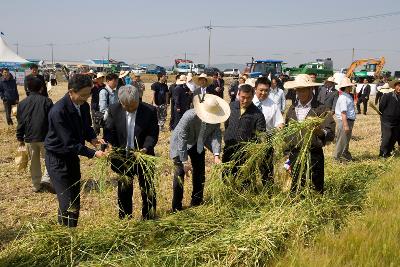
[222,84,266,186]
[45,74,107,227]
[24,64,48,97]
[172,76,192,129]
[357,78,371,115]
[317,76,338,111]
[104,85,159,220]
[0,68,19,125]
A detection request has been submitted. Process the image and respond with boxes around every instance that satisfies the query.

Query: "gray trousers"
[26,142,51,190]
[333,119,355,160]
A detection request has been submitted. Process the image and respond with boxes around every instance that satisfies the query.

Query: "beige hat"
[193,93,231,124]
[284,74,322,89]
[176,74,187,85]
[96,72,105,79]
[119,70,129,78]
[325,76,336,84]
[389,79,400,89]
[193,73,213,87]
[338,77,355,89]
[244,78,256,88]
[378,83,394,93]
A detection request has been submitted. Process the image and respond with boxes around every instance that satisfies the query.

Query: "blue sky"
[1,0,400,70]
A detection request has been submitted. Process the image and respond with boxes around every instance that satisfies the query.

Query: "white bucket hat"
[193,93,231,124]
[176,74,187,85]
[325,76,336,84]
[284,74,322,89]
[119,71,129,78]
[193,73,213,87]
[338,77,355,89]
[96,72,105,79]
[378,83,394,93]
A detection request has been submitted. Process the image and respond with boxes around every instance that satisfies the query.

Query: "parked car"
[146,64,166,75]
[131,67,146,75]
[204,67,220,76]
[223,68,240,77]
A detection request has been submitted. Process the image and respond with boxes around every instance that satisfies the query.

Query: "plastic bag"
[15,146,29,171]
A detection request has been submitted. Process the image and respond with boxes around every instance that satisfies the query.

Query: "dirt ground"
[0,80,383,249]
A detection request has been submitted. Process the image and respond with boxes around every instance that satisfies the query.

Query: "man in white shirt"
[252,77,284,185]
[269,77,286,113]
[334,77,356,161]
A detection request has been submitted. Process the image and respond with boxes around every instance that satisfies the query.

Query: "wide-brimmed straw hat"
[338,77,355,89]
[389,79,400,89]
[325,76,336,84]
[378,83,394,93]
[176,74,187,85]
[119,71,129,78]
[284,74,322,89]
[193,73,213,87]
[96,72,105,79]
[193,93,231,124]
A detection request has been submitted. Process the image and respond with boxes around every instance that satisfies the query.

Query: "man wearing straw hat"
[131,73,145,102]
[317,76,338,111]
[193,73,214,96]
[284,74,335,194]
[378,80,400,157]
[333,77,357,161]
[104,85,159,220]
[169,93,230,212]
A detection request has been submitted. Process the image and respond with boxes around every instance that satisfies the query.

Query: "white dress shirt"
[295,98,313,122]
[73,103,81,116]
[200,87,207,95]
[253,96,284,130]
[126,111,137,149]
[268,86,286,113]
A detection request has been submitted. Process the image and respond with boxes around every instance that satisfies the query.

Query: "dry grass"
[0,80,397,266]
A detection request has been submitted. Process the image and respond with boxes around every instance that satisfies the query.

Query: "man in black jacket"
[17,77,54,192]
[172,75,192,129]
[24,64,48,97]
[104,85,159,220]
[0,68,19,125]
[44,74,106,227]
[357,78,371,115]
[379,80,400,157]
[222,84,266,185]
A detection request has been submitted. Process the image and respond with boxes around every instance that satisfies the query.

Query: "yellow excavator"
[346,56,386,82]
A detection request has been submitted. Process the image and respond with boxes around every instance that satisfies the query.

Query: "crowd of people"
[0,65,399,227]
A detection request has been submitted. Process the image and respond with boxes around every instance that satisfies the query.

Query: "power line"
[212,10,400,29]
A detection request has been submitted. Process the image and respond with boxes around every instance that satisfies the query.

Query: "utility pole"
[48,43,54,65]
[351,48,355,63]
[207,20,212,67]
[14,42,19,55]
[104,36,111,62]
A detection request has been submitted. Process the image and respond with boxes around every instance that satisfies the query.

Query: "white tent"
[0,36,29,67]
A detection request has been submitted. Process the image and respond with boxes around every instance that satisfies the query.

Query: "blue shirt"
[335,92,356,120]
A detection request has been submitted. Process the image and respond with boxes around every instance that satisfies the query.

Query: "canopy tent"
[0,36,30,68]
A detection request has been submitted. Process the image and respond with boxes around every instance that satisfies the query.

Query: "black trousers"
[172,144,205,211]
[169,99,175,130]
[289,148,325,194]
[356,97,368,114]
[379,121,400,157]
[3,100,13,125]
[117,164,156,220]
[45,152,81,227]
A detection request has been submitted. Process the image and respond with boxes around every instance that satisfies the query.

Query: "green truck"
[285,58,334,83]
